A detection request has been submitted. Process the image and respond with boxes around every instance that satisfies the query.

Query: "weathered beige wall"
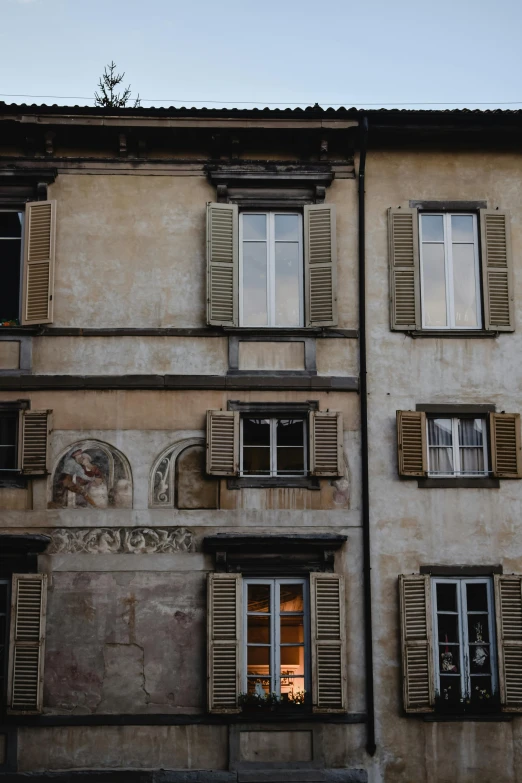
[366,148,522,783]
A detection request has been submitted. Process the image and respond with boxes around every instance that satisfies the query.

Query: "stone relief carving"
[47,527,195,554]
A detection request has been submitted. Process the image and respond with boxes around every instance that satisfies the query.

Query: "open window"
[0,404,52,478]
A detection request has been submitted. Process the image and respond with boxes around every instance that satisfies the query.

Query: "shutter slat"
[309,411,343,477]
[206,411,239,476]
[480,210,514,331]
[399,574,433,713]
[490,413,522,479]
[305,204,337,327]
[495,575,522,712]
[8,574,47,713]
[22,201,56,326]
[21,411,51,475]
[311,573,346,712]
[206,203,238,326]
[208,573,241,713]
[389,208,420,330]
[397,411,427,477]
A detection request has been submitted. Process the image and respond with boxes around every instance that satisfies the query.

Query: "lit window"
[427,416,488,477]
[240,417,306,477]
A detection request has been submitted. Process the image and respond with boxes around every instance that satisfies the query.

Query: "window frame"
[239,415,308,478]
[426,414,489,478]
[0,208,24,323]
[432,576,498,703]
[242,576,310,700]
[239,210,304,328]
[419,211,482,331]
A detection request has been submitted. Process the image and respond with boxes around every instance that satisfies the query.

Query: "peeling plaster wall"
[366,149,522,783]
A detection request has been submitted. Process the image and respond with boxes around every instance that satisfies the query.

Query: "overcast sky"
[1,0,521,110]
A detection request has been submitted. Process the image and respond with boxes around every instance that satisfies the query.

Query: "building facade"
[0,104,521,782]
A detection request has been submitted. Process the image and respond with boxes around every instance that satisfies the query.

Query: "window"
[0,211,23,322]
[240,212,303,327]
[427,416,488,477]
[0,579,9,709]
[0,412,18,472]
[0,406,51,477]
[433,577,498,708]
[244,578,309,700]
[420,213,481,329]
[240,417,306,477]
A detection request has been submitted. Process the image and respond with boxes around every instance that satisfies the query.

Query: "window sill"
[409,329,498,339]
[417,478,500,489]
[228,477,320,490]
[423,713,512,722]
[223,327,358,339]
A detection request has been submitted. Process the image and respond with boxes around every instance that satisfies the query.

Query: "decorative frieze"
[47,527,195,554]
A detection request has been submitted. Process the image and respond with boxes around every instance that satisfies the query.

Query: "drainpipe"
[358,114,375,756]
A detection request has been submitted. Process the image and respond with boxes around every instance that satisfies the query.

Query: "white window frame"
[427,416,489,478]
[419,212,482,330]
[243,577,310,698]
[239,416,307,478]
[0,209,24,321]
[432,577,498,701]
[239,211,304,328]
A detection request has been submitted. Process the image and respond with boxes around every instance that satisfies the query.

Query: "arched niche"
[50,440,133,509]
[150,438,218,509]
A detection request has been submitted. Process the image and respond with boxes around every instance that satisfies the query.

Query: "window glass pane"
[277,419,304,447]
[451,215,474,243]
[467,614,490,645]
[280,584,303,612]
[428,419,454,474]
[0,238,22,321]
[275,242,300,326]
[243,447,270,474]
[458,419,484,447]
[439,675,460,704]
[248,615,270,644]
[452,243,478,327]
[248,584,270,612]
[0,446,17,471]
[281,615,304,644]
[242,242,268,326]
[437,613,459,644]
[247,678,271,695]
[0,414,17,446]
[439,643,460,674]
[470,675,494,703]
[243,214,267,240]
[460,448,484,475]
[422,243,447,327]
[247,645,270,672]
[277,447,304,474]
[436,583,457,612]
[421,214,444,242]
[0,212,22,238]
[466,582,488,612]
[274,214,299,241]
[429,418,452,446]
[0,582,7,614]
[243,419,270,446]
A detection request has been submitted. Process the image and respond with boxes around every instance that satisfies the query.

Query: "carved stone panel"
[47,527,196,554]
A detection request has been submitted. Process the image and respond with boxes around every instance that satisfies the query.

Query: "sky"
[1,0,521,110]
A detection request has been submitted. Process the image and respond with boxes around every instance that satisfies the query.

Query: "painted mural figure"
[50,441,132,508]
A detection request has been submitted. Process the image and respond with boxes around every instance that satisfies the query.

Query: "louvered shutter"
[310,572,346,712]
[388,208,420,331]
[396,410,427,478]
[399,574,434,713]
[494,575,522,711]
[21,201,56,326]
[489,412,522,479]
[206,202,238,326]
[304,204,337,327]
[309,411,343,477]
[208,573,241,713]
[20,410,52,475]
[206,410,239,476]
[480,210,514,332]
[8,574,47,713]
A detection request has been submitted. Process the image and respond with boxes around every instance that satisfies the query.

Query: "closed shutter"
[388,208,420,330]
[21,201,56,326]
[206,202,238,326]
[399,574,434,713]
[480,210,514,332]
[310,572,346,712]
[309,411,343,477]
[20,410,52,475]
[8,574,47,713]
[206,410,239,476]
[494,575,522,711]
[489,412,522,479]
[304,204,337,327]
[207,573,241,713]
[396,410,427,477]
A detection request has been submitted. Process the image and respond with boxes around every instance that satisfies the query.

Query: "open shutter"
[494,575,522,711]
[304,204,337,326]
[208,573,241,713]
[489,412,522,479]
[399,574,434,713]
[480,210,514,332]
[397,410,427,477]
[8,574,47,713]
[310,572,346,712]
[206,202,238,326]
[309,411,343,477]
[20,410,52,475]
[388,208,420,330]
[22,201,56,326]
[206,410,239,476]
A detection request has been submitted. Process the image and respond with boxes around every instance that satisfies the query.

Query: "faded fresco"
[50,441,132,509]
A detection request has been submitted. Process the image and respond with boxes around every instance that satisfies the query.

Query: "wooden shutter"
[22,201,56,326]
[208,573,241,713]
[20,410,52,475]
[489,412,522,479]
[399,574,434,713]
[304,204,337,327]
[206,202,238,326]
[310,572,346,712]
[480,210,514,332]
[206,410,239,476]
[8,574,47,713]
[388,208,420,331]
[397,410,427,477]
[309,411,343,477]
[494,575,522,711]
